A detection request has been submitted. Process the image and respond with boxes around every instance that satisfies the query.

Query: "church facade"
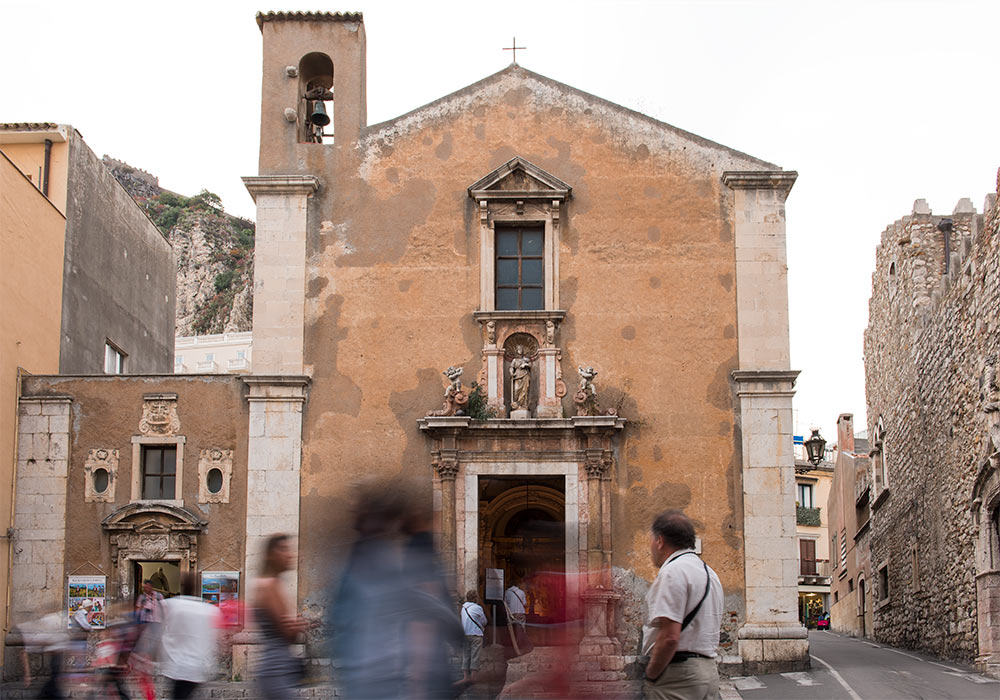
[7,10,806,678]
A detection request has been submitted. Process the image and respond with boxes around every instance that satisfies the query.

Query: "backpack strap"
[671,553,711,632]
[463,605,485,633]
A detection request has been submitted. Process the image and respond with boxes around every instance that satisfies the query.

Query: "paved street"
[732,631,1000,700]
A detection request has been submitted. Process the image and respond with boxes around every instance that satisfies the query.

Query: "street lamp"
[805,428,826,466]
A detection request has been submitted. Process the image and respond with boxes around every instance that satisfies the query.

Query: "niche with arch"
[299,52,334,144]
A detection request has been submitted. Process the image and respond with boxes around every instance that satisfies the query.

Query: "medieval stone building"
[8,10,809,678]
[864,176,1000,672]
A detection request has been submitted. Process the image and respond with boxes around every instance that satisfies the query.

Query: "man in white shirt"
[503,582,526,622]
[460,590,488,684]
[642,510,723,700]
[159,573,222,699]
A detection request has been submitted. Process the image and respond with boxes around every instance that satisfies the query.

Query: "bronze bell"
[308,100,330,127]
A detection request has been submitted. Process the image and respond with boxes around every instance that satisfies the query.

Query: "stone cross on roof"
[503,37,526,64]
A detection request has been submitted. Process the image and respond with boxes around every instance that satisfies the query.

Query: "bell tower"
[254,10,367,173]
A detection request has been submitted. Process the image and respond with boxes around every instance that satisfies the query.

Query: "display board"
[201,570,240,626]
[67,575,106,629]
[485,568,505,601]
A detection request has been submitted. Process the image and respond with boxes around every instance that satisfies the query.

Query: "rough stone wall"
[864,177,999,663]
[103,157,254,336]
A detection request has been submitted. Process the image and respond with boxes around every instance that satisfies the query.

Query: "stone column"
[536,347,564,419]
[434,455,459,584]
[10,396,72,620]
[241,175,319,376]
[242,377,309,595]
[724,170,808,673]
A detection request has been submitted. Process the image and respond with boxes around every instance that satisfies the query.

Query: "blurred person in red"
[642,510,723,700]
[253,533,309,699]
[159,572,222,699]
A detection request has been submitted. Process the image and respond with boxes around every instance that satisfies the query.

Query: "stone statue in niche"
[982,355,1000,452]
[574,365,617,417]
[510,349,532,417]
[428,366,469,417]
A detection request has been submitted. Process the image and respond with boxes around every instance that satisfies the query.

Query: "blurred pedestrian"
[329,480,408,699]
[132,580,164,700]
[460,590,487,685]
[401,490,464,698]
[642,510,723,700]
[253,533,308,699]
[72,599,96,630]
[159,572,222,699]
[92,621,131,700]
[135,580,164,624]
[19,609,69,699]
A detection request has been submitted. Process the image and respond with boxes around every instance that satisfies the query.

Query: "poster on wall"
[67,575,106,629]
[485,568,504,601]
[201,571,240,626]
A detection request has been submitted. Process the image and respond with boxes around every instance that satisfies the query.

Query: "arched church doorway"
[479,477,566,646]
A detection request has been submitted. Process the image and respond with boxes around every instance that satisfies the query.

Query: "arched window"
[299,52,334,144]
[888,261,898,298]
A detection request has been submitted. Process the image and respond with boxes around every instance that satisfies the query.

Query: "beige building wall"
[0,150,67,667]
[0,127,70,214]
[175,332,253,373]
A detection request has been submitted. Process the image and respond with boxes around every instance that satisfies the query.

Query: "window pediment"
[468,156,571,201]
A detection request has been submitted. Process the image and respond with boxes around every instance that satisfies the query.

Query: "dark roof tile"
[256,11,362,30]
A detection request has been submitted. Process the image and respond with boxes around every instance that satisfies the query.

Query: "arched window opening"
[299,52,334,144]
[888,261,897,297]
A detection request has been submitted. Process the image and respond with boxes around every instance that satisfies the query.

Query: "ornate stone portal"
[102,502,206,602]
[418,415,625,663]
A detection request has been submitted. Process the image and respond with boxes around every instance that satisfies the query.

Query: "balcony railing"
[799,559,831,582]
[196,360,218,373]
[796,505,821,526]
[228,357,250,371]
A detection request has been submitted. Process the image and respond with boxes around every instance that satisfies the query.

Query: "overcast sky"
[4,0,999,444]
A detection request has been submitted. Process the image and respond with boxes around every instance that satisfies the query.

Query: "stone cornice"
[732,369,800,384]
[242,175,320,202]
[418,415,625,435]
[473,310,567,323]
[722,170,798,193]
[242,375,310,402]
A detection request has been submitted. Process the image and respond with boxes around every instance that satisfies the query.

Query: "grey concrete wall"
[59,131,175,373]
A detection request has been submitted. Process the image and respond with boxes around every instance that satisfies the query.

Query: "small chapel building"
[8,10,806,678]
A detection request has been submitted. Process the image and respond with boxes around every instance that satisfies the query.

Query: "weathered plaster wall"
[864,183,997,662]
[0,139,70,214]
[827,416,873,637]
[17,375,249,601]
[59,131,175,374]
[277,64,781,655]
[0,150,66,668]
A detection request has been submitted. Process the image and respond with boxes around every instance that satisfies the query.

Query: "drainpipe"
[42,139,52,197]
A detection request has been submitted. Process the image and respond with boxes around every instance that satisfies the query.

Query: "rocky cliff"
[103,157,253,335]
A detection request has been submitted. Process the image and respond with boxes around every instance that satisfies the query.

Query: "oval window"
[93,468,110,494]
[207,468,224,494]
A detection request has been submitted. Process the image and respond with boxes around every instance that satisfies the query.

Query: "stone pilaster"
[11,396,72,618]
[242,175,319,376]
[725,170,808,673]
[242,376,308,598]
